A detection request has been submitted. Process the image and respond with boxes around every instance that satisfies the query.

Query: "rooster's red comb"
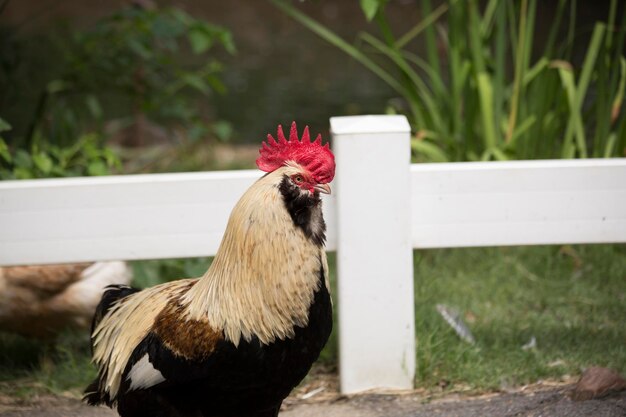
[256,122,335,184]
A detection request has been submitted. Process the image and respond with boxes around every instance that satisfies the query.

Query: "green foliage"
[272,0,626,161]
[56,5,235,139]
[0,117,11,163]
[0,4,235,179]
[0,133,120,180]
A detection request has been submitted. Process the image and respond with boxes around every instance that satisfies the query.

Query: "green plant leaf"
[359,33,444,134]
[186,122,209,142]
[559,23,605,159]
[14,149,33,170]
[87,161,108,176]
[212,120,233,142]
[490,147,510,161]
[188,27,213,54]
[411,136,449,162]
[557,65,585,158]
[0,138,11,163]
[14,167,34,179]
[397,1,449,48]
[360,0,381,21]
[127,38,151,59]
[476,72,498,149]
[32,152,54,174]
[206,73,226,95]
[103,147,121,167]
[85,95,103,120]
[506,0,526,142]
[576,23,605,108]
[480,0,499,36]
[604,133,617,158]
[508,115,537,147]
[182,73,210,94]
[522,57,549,86]
[219,30,236,54]
[611,57,626,125]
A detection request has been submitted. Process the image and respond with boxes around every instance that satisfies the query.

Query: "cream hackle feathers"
[183,164,329,345]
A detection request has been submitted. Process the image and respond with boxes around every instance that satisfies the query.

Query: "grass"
[413,244,626,390]
[0,329,95,398]
[0,245,624,398]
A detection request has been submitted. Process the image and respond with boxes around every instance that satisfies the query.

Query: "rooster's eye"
[293,175,304,184]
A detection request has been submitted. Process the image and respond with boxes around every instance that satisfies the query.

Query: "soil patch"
[2,381,625,417]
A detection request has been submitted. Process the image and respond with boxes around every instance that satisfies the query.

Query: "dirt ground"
[1,378,625,417]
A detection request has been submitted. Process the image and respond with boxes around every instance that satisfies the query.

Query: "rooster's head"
[256,122,335,195]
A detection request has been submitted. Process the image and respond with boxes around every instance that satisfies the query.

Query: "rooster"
[84,122,335,417]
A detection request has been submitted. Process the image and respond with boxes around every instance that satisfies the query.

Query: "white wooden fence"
[1,115,625,394]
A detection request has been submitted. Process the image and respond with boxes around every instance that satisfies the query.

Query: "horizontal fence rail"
[1,115,625,396]
[0,170,337,266]
[411,158,626,248]
[3,158,623,267]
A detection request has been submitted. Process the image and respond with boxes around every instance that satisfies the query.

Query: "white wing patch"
[93,279,191,398]
[126,354,166,391]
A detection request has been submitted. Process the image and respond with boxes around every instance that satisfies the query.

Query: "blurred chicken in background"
[0,261,132,338]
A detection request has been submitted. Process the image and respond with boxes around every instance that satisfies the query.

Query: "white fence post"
[331,115,415,393]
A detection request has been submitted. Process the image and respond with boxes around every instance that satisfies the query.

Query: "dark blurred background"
[1,0,624,176]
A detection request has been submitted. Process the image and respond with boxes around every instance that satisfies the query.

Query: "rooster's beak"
[314,184,331,195]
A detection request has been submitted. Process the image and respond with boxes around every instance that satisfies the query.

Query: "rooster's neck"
[277,173,326,247]
[182,167,329,346]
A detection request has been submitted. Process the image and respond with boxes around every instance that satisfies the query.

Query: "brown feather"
[153,288,223,360]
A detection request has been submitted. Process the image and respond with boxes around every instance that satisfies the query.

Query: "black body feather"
[114,270,331,417]
[85,285,141,406]
[90,285,140,337]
